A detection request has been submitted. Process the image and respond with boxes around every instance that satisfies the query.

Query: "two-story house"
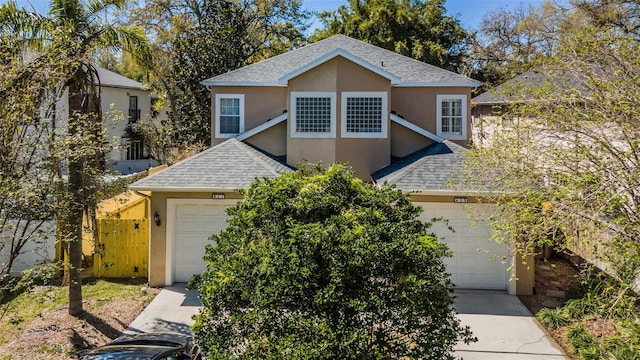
[130,35,533,295]
[55,67,160,174]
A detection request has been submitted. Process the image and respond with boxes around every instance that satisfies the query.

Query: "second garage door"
[418,203,508,290]
[173,202,232,283]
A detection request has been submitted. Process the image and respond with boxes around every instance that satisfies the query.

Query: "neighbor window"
[436,94,467,140]
[341,92,387,138]
[126,139,143,160]
[291,92,336,138]
[128,96,140,123]
[215,94,244,138]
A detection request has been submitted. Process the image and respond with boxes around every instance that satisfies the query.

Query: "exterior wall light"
[153,211,161,226]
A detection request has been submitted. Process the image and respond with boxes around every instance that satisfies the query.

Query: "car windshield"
[112,339,183,347]
[81,345,176,359]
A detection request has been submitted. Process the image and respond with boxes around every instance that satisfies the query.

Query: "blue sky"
[302,0,557,30]
[6,0,554,31]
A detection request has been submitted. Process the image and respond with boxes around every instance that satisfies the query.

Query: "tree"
[465,0,640,304]
[0,0,151,316]
[311,0,471,72]
[124,0,310,145]
[189,164,474,359]
[469,1,570,88]
[0,37,68,293]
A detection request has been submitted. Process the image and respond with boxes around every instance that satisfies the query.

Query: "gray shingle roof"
[372,141,470,192]
[473,69,589,105]
[202,35,480,87]
[96,67,144,90]
[472,71,548,105]
[129,138,293,192]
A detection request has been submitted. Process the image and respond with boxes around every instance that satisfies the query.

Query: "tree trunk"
[64,65,104,317]
[67,160,84,316]
[66,84,85,317]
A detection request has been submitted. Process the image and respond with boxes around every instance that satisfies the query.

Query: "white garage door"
[173,203,232,282]
[418,203,508,290]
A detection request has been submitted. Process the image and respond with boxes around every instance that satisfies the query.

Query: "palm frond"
[0,1,52,53]
[98,25,152,68]
[85,0,129,19]
[49,0,83,24]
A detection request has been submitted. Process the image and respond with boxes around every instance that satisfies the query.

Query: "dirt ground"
[0,278,160,359]
[518,255,584,359]
[518,255,583,314]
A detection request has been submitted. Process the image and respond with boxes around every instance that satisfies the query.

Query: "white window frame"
[341,91,388,138]
[215,94,245,138]
[290,91,336,138]
[436,94,467,140]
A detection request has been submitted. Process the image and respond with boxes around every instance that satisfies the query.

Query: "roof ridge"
[202,36,341,84]
[336,35,473,81]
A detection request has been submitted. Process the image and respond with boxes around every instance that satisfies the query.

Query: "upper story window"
[341,92,388,138]
[128,96,140,123]
[291,92,336,138]
[215,94,244,138]
[436,94,467,140]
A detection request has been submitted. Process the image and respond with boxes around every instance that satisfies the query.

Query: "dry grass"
[0,277,159,359]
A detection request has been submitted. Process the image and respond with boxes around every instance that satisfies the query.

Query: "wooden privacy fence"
[94,218,149,278]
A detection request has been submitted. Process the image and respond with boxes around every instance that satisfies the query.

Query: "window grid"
[441,99,462,134]
[295,97,332,133]
[346,97,382,133]
[219,98,240,134]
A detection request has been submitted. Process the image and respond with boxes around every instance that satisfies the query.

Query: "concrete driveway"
[125,285,567,359]
[454,290,567,359]
[124,285,200,336]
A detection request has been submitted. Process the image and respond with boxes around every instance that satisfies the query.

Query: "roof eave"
[404,189,488,196]
[200,81,286,87]
[100,83,145,90]
[236,112,288,141]
[278,48,402,85]
[127,185,241,193]
[395,80,482,88]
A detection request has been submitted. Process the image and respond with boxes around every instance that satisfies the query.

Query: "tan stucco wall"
[245,121,287,157]
[147,191,242,287]
[390,122,436,158]
[391,87,472,148]
[210,86,287,147]
[287,138,337,168]
[286,57,392,178]
[335,139,389,179]
[515,252,536,295]
[101,87,152,163]
[207,59,476,177]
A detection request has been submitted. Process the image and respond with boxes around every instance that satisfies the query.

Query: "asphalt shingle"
[202,35,480,87]
[129,138,293,191]
[372,141,470,192]
[96,67,144,90]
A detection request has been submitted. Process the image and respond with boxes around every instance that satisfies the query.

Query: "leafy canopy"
[466,0,640,292]
[190,164,474,359]
[124,0,310,145]
[312,0,471,72]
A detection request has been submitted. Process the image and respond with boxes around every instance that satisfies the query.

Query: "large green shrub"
[190,164,474,359]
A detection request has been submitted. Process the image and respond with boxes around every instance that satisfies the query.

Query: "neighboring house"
[471,70,549,146]
[130,35,534,295]
[471,71,628,281]
[55,67,160,174]
[0,220,56,277]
